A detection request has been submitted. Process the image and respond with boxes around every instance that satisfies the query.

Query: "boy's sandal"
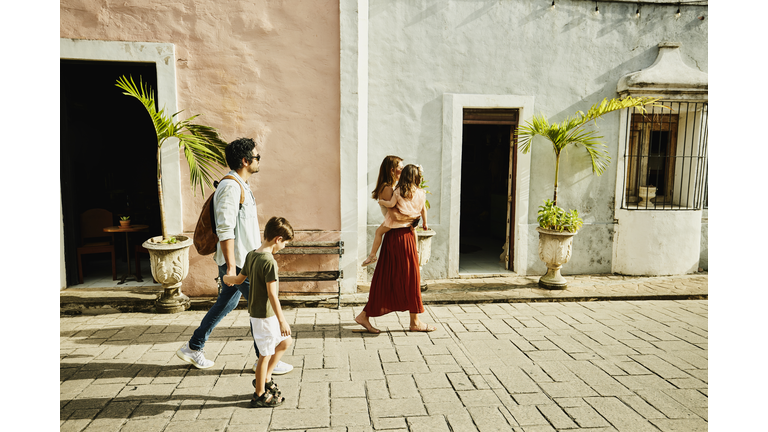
[250,391,284,408]
[361,256,378,267]
[252,379,281,396]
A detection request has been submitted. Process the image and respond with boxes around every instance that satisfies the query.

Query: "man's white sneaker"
[253,360,293,375]
[176,342,214,369]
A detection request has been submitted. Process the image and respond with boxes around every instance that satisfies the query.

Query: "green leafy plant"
[116,75,228,241]
[517,96,665,207]
[120,216,131,221]
[537,200,583,233]
[419,176,432,210]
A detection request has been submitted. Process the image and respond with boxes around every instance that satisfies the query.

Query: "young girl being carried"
[362,164,428,267]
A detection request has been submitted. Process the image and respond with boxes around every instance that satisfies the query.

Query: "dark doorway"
[60,60,161,286]
[459,109,518,274]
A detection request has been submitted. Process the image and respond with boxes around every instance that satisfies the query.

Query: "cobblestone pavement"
[61,300,708,432]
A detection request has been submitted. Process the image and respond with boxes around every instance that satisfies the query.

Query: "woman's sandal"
[409,323,437,332]
[361,255,378,267]
[250,390,284,408]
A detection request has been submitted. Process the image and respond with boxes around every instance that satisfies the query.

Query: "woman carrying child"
[362,155,403,267]
[355,163,436,333]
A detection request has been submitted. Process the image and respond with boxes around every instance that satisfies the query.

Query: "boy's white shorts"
[250,316,290,356]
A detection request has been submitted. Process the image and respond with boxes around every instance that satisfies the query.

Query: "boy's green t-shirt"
[240,250,278,319]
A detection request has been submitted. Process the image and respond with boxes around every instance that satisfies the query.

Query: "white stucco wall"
[364,0,708,278]
[612,209,701,275]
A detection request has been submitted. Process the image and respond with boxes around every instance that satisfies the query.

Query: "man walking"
[176,137,293,375]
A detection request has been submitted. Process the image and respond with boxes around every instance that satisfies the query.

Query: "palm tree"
[116,75,228,241]
[517,96,664,206]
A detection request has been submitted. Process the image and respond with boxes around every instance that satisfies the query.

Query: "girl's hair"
[371,155,403,199]
[395,164,422,200]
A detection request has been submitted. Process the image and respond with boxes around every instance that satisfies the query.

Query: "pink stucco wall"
[62,1,341,295]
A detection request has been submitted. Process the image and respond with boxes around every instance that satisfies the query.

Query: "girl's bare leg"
[362,225,390,266]
[254,355,271,396]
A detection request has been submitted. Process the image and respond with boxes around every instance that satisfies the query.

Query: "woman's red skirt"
[363,227,424,317]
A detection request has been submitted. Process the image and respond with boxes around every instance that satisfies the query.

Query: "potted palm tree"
[517,96,663,289]
[116,75,228,313]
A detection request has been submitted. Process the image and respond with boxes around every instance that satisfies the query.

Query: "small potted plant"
[116,75,228,313]
[517,96,664,289]
[119,216,131,228]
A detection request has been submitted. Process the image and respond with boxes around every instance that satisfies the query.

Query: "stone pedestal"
[536,227,577,290]
[415,229,436,291]
[144,235,193,313]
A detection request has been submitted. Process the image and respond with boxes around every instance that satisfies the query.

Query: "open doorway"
[459,109,518,274]
[60,60,161,287]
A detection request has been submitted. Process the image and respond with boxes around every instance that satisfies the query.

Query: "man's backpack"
[193,175,245,255]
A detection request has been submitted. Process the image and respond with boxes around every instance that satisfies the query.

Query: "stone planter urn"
[415,229,436,291]
[536,227,577,290]
[143,235,193,313]
[638,186,656,207]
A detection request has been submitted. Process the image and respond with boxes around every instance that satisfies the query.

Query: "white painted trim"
[339,1,368,294]
[442,94,535,277]
[60,38,182,236]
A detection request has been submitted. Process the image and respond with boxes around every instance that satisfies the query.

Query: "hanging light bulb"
[551,0,556,9]
[675,7,681,18]
[595,2,600,15]
[636,4,640,18]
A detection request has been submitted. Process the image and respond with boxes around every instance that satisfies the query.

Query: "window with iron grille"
[620,101,707,210]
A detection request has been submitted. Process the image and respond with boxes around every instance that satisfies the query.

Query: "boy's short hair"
[264,216,294,241]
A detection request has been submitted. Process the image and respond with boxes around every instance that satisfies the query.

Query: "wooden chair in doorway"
[77,208,117,284]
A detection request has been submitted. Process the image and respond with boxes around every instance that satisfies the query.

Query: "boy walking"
[223,216,294,408]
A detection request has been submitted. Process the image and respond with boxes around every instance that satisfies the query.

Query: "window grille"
[620,101,708,210]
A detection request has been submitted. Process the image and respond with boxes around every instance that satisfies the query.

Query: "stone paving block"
[537,404,578,429]
[505,404,549,426]
[585,396,660,432]
[457,389,501,407]
[491,366,541,394]
[369,397,427,418]
[303,353,324,369]
[351,369,385,381]
[525,349,573,363]
[405,415,451,432]
[414,372,451,389]
[563,360,633,396]
[386,374,419,399]
[446,371,475,391]
[60,412,100,432]
[635,389,701,419]
[628,355,690,380]
[197,402,236,420]
[649,418,708,432]
[424,399,469,416]
[445,410,479,432]
[331,380,366,398]
[614,361,652,376]
[539,380,599,399]
[365,380,390,400]
[302,367,350,382]
[298,382,329,409]
[512,392,554,405]
[330,397,369,426]
[269,407,331,430]
[467,406,517,431]
[169,399,204,422]
[119,417,171,432]
[518,364,552,384]
[662,388,707,409]
[667,377,707,389]
[165,419,231,432]
[372,415,407,429]
[382,361,430,375]
[420,388,462,404]
[563,405,612,428]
